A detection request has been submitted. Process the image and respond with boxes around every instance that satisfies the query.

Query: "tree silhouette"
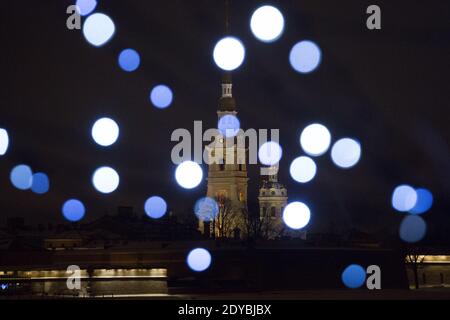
[213,196,234,238]
[242,207,261,240]
[405,247,425,289]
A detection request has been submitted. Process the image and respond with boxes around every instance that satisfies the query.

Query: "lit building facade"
[258,168,288,239]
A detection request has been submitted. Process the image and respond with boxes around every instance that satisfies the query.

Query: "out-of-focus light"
[144,196,167,219]
[392,185,417,212]
[399,215,427,243]
[341,264,366,289]
[118,48,140,72]
[258,141,283,166]
[213,36,245,71]
[0,128,9,155]
[31,172,50,194]
[10,164,33,190]
[300,123,331,156]
[150,85,173,109]
[75,0,97,16]
[250,5,284,43]
[194,197,219,222]
[289,40,322,73]
[282,201,311,229]
[331,138,361,169]
[92,166,119,193]
[289,156,317,183]
[175,161,203,189]
[82,13,115,47]
[218,114,240,138]
[410,188,433,214]
[91,117,119,147]
[187,248,212,272]
[62,199,85,222]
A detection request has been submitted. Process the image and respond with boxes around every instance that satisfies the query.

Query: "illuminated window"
[216,191,227,199]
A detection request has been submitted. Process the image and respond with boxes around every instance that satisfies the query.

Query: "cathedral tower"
[202,73,249,238]
[200,1,248,239]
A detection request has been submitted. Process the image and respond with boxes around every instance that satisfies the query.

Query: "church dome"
[259,180,287,197]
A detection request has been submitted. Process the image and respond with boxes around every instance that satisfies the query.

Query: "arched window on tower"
[262,206,268,218]
[270,207,276,218]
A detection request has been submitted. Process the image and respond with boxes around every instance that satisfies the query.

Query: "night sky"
[1,0,449,239]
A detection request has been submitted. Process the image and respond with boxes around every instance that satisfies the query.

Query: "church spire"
[218,0,236,113]
[225,0,230,34]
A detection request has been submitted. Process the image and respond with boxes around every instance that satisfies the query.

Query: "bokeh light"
[282,201,311,230]
[289,40,322,73]
[150,85,173,109]
[62,199,85,222]
[82,13,115,47]
[31,172,50,194]
[175,161,203,189]
[331,138,361,169]
[399,215,427,243]
[118,48,140,72]
[392,185,417,212]
[410,188,433,214]
[194,197,219,222]
[75,0,97,16]
[258,141,283,166]
[92,166,120,194]
[289,156,317,183]
[91,117,119,147]
[250,5,284,42]
[213,36,245,71]
[0,128,9,155]
[10,164,33,190]
[218,114,240,138]
[187,248,212,272]
[144,196,168,219]
[341,264,366,289]
[300,123,331,156]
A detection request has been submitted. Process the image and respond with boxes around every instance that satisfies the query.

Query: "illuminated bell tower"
[202,73,248,238]
[258,167,288,239]
[199,0,248,239]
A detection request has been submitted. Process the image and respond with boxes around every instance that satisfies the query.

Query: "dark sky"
[0,0,449,238]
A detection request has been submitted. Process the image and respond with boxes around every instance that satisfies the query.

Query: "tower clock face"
[219,138,224,143]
